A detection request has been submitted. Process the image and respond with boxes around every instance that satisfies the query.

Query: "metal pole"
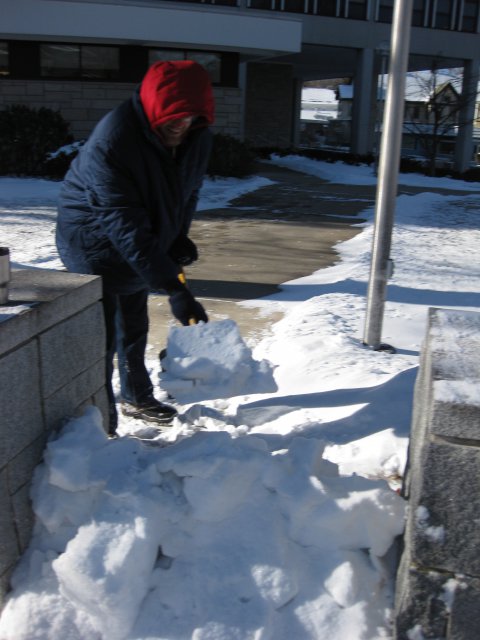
[374,43,389,176]
[0,247,11,305]
[363,0,414,350]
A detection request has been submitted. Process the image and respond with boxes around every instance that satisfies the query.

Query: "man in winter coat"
[56,60,214,435]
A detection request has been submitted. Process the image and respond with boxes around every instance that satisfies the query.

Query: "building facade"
[1,0,479,170]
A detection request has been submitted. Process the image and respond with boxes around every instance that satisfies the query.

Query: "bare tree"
[403,65,477,175]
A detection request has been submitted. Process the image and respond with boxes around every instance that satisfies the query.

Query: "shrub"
[457,166,480,182]
[40,142,83,180]
[0,104,73,176]
[207,133,256,178]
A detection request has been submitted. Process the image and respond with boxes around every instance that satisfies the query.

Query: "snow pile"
[0,407,405,640]
[324,428,408,489]
[266,154,480,191]
[159,319,277,402]
[197,176,274,211]
[1,157,480,639]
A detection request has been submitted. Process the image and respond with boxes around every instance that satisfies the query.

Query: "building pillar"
[454,58,480,173]
[238,61,248,142]
[351,47,376,156]
[244,62,295,148]
[292,77,303,147]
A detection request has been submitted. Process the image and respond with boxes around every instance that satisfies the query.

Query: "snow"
[159,319,277,403]
[0,155,479,639]
[302,87,337,104]
[301,87,338,122]
[415,506,445,544]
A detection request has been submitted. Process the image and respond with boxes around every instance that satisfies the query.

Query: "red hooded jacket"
[57,60,214,295]
[140,60,215,130]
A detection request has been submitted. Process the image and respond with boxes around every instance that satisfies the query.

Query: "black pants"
[102,288,154,432]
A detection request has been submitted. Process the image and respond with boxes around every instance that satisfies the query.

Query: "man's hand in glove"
[169,289,208,326]
[168,235,199,266]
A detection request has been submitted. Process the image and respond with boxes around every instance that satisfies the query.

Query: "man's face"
[157,116,194,147]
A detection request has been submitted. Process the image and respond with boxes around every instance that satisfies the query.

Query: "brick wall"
[0,80,243,141]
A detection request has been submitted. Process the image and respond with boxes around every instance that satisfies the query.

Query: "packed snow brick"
[159,319,277,402]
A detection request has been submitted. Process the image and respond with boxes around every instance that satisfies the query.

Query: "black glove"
[169,289,208,326]
[168,235,199,266]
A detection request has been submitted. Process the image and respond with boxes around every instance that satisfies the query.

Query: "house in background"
[303,75,479,167]
[1,0,479,171]
[300,83,377,152]
[402,81,461,165]
[399,76,479,167]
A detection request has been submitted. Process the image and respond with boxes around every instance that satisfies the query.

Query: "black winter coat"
[56,90,212,294]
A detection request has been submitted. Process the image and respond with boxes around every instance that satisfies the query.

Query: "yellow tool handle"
[178,269,197,325]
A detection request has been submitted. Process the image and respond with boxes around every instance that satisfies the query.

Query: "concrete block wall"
[0,79,243,141]
[0,268,108,608]
[215,86,243,138]
[394,307,480,640]
[0,79,135,140]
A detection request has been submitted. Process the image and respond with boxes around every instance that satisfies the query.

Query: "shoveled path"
[147,161,368,352]
[147,158,479,357]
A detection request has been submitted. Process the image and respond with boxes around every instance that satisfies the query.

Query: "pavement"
[147,161,370,352]
[147,160,479,352]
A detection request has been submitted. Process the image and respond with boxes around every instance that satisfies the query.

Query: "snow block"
[53,510,160,640]
[159,319,277,402]
[394,308,480,640]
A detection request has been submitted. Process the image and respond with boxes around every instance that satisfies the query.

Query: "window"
[411,106,421,120]
[461,0,479,32]
[40,44,120,79]
[0,42,9,76]
[2,40,237,86]
[347,0,367,20]
[81,46,120,80]
[438,141,454,155]
[378,0,477,30]
[41,44,80,77]
[282,0,306,13]
[434,0,454,30]
[377,0,394,23]
[175,0,239,4]
[149,49,222,84]
[248,0,275,8]
[411,0,427,26]
[149,49,184,64]
[315,0,338,17]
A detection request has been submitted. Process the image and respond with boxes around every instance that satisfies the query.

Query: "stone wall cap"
[428,308,480,380]
[0,269,102,356]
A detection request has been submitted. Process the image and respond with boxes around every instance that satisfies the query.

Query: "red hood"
[139,60,215,130]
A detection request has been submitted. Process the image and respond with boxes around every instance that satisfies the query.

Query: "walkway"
[147,161,368,350]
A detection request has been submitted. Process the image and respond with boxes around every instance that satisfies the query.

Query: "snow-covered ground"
[0,156,479,640]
